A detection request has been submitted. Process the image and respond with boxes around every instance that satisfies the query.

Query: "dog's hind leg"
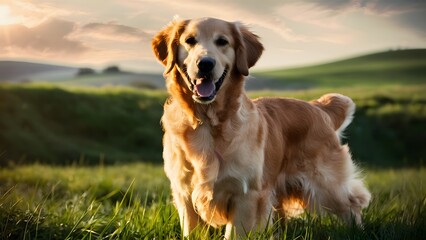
[305,145,371,226]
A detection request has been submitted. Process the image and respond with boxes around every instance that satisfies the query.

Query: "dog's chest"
[192,123,264,191]
[163,104,264,196]
[216,141,264,189]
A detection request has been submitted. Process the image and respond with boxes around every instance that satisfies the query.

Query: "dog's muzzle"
[184,67,228,104]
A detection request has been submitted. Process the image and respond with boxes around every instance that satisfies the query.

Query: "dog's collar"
[215,149,225,162]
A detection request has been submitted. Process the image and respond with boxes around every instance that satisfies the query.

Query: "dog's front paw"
[191,184,228,227]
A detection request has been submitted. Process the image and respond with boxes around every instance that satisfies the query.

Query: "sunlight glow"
[0,4,19,25]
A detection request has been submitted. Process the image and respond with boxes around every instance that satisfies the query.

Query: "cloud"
[133,0,306,42]
[306,0,354,12]
[0,18,88,56]
[0,16,158,71]
[374,0,426,38]
[358,0,426,15]
[3,0,87,27]
[1,0,425,71]
[273,0,426,41]
[393,9,426,37]
[358,0,426,38]
[299,0,426,15]
[75,22,150,42]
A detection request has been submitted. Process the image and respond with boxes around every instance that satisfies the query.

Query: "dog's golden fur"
[152,18,371,238]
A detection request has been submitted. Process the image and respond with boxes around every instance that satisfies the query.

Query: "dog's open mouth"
[186,68,228,104]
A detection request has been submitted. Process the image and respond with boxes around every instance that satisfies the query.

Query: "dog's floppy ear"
[152,20,188,75]
[233,23,264,76]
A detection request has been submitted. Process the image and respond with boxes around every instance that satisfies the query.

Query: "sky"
[0,0,425,73]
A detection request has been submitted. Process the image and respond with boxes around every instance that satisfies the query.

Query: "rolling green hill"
[0,60,166,89]
[1,49,425,240]
[0,84,424,167]
[0,85,166,165]
[0,61,77,82]
[1,49,425,166]
[255,49,426,89]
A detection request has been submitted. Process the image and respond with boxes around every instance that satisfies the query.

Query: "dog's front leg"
[224,190,269,239]
[174,193,200,236]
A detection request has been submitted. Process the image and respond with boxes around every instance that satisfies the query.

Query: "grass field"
[1,164,425,239]
[1,49,425,239]
[1,84,425,239]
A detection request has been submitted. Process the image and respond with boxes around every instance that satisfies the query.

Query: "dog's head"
[152,18,263,104]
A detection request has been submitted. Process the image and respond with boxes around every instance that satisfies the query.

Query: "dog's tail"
[311,93,355,136]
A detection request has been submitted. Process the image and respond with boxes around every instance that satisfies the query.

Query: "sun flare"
[0,4,19,25]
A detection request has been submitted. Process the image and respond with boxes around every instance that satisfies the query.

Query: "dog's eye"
[185,37,197,46]
[215,37,228,46]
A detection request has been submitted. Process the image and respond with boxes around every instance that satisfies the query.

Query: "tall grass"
[0,163,175,239]
[1,164,425,239]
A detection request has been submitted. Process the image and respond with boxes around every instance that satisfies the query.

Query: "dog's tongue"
[195,80,215,97]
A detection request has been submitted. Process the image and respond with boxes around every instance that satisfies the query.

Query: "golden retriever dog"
[152,17,371,238]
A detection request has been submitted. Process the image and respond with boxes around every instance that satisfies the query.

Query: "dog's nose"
[197,57,216,72]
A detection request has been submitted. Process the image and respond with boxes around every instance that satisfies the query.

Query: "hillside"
[253,49,426,90]
[0,60,166,89]
[52,72,165,89]
[0,85,165,165]
[1,49,425,166]
[0,84,424,167]
[0,61,77,82]
[3,49,425,90]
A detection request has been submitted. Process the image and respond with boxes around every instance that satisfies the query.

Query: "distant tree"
[130,81,157,89]
[103,65,121,73]
[77,68,96,76]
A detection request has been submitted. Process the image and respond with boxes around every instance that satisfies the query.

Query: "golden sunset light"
[0,0,425,72]
[0,5,17,25]
[1,1,425,239]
